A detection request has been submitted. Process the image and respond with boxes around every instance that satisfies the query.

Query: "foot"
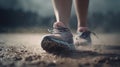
[74,31,92,46]
[41,22,75,53]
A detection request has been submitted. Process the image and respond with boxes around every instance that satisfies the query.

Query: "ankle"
[53,22,68,28]
[77,27,88,32]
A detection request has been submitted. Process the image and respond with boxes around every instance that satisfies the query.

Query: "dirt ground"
[0,33,120,67]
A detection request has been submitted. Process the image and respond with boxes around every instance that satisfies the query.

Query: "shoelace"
[48,27,70,34]
[77,31,99,39]
[48,28,54,34]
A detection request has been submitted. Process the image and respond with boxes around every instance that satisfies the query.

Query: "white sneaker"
[74,31,92,46]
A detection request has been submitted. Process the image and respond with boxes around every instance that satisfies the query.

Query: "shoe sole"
[41,36,71,54]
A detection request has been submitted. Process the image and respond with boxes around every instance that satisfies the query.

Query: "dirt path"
[0,33,120,67]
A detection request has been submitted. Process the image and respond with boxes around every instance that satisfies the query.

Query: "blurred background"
[0,0,120,33]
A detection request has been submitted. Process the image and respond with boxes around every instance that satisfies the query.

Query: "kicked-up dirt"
[0,33,120,67]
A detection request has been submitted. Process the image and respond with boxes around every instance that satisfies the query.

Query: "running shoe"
[74,31,92,46]
[41,27,75,53]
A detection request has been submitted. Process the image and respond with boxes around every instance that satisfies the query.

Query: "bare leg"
[41,0,75,53]
[52,0,72,28]
[74,0,89,32]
